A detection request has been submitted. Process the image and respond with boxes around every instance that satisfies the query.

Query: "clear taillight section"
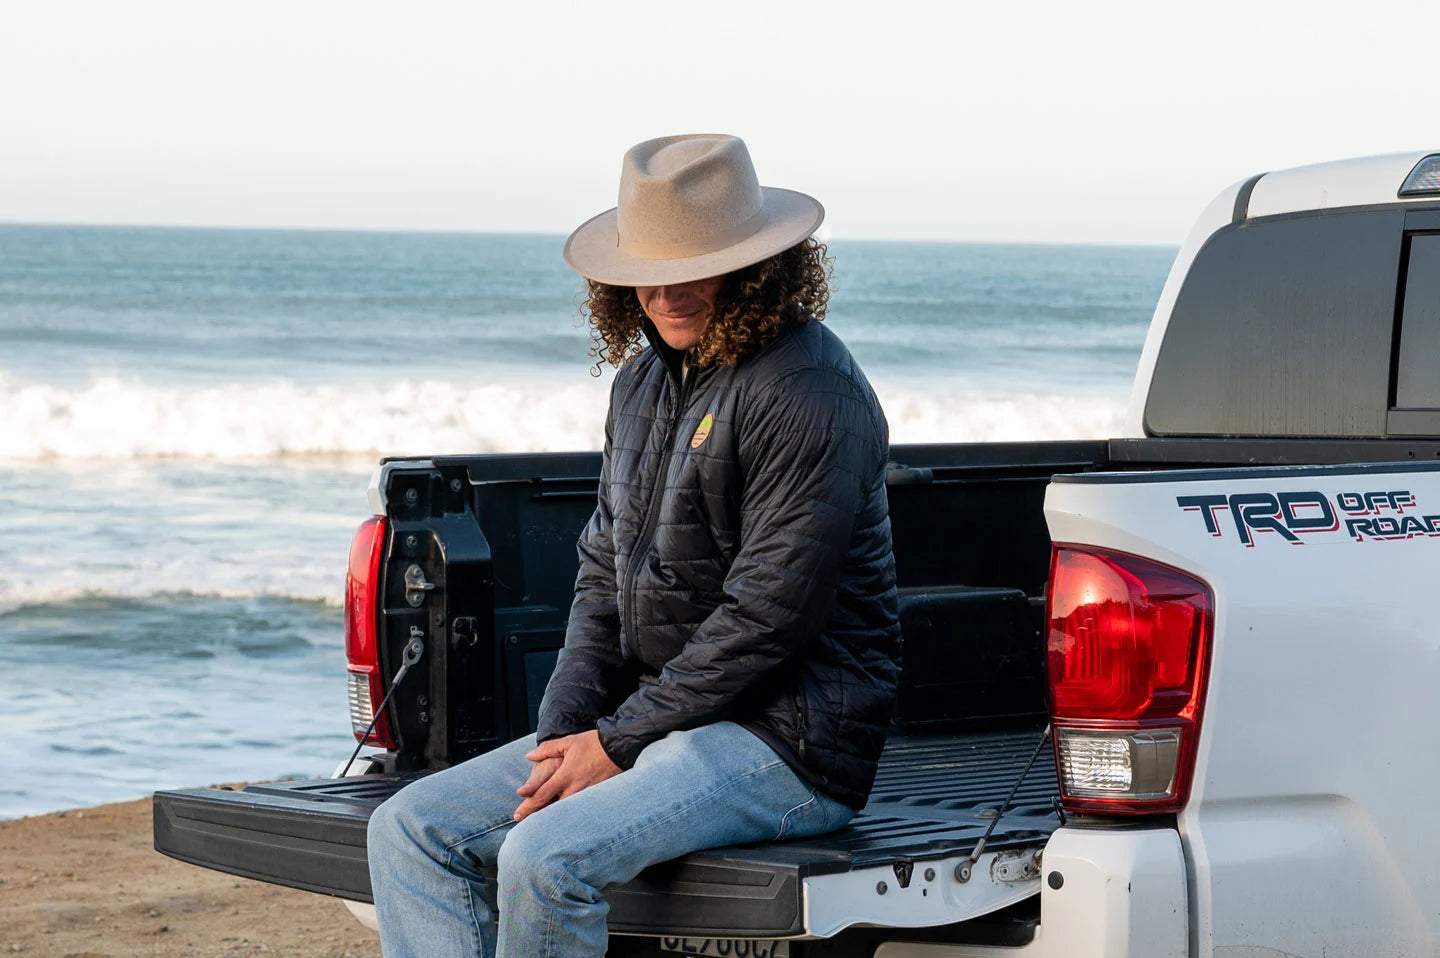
[1057,727,1182,800]
[347,671,376,732]
[344,516,393,748]
[1045,547,1214,815]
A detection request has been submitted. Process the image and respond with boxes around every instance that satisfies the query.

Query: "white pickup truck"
[155,149,1440,957]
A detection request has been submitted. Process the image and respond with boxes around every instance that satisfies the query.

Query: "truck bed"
[154,728,1058,939]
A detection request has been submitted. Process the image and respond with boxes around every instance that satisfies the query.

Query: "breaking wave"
[881,388,1126,445]
[0,577,345,618]
[0,372,1128,462]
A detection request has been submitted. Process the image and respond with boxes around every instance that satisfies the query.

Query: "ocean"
[0,224,1173,818]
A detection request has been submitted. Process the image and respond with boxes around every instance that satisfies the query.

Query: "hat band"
[619,205,768,261]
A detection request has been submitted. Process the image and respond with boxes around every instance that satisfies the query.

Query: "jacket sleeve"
[595,366,884,768]
[535,382,629,744]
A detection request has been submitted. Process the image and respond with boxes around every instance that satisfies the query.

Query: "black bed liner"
[154,729,1058,939]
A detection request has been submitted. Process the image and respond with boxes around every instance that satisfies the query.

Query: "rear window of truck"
[1389,221,1440,433]
[1144,208,1405,438]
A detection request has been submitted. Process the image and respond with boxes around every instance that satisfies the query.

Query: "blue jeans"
[367,721,856,957]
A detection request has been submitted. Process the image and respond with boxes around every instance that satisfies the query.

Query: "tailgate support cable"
[340,629,425,778]
[955,724,1052,883]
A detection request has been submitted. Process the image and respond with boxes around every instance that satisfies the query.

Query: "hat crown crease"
[618,135,765,258]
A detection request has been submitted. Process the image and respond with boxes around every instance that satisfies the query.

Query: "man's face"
[635,276,723,352]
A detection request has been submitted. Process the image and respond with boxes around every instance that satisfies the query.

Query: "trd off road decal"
[1176,489,1439,546]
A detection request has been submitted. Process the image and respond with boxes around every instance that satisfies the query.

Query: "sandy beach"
[0,793,382,958]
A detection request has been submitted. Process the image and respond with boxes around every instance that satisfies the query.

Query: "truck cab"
[155,150,1440,957]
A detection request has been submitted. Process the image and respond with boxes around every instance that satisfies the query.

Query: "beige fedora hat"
[563,134,824,287]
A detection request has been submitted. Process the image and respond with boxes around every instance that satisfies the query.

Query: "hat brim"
[562,187,825,287]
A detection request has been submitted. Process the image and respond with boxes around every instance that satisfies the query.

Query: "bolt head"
[924,868,936,882]
[450,478,463,492]
[405,535,418,550]
[875,881,887,895]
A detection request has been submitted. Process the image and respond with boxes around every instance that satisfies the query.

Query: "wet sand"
[0,794,382,957]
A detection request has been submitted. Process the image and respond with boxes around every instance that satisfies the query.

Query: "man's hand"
[513,730,622,821]
[515,755,562,811]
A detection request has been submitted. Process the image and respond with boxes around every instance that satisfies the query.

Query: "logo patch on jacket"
[690,413,714,449]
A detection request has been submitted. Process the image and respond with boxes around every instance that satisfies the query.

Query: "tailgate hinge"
[990,848,1042,884]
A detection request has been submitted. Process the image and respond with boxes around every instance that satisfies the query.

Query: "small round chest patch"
[690,413,714,449]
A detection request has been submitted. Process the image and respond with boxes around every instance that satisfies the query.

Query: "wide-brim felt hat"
[563,134,824,287]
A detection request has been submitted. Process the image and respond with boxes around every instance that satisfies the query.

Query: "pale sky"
[2,0,1436,244]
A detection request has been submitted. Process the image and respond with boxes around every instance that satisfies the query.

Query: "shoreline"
[0,793,381,957]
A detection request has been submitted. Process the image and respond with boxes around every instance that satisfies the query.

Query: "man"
[368,134,901,958]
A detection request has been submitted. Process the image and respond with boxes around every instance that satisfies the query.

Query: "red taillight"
[1046,546,1213,815]
[344,517,393,748]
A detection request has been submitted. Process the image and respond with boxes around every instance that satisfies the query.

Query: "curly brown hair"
[582,237,832,372]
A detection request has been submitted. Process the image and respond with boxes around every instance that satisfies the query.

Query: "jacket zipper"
[623,368,691,657]
[793,689,807,758]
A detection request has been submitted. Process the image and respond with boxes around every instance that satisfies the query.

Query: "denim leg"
[493,721,855,958]
[367,733,536,958]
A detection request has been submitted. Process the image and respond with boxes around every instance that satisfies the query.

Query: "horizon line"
[0,218,1180,250]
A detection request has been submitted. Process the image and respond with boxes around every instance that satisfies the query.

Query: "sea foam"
[0,565,347,616]
[0,372,1127,462]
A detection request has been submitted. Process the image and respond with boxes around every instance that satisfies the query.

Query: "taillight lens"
[1046,546,1213,815]
[344,517,393,748]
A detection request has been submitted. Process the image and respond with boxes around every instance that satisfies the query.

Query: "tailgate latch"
[404,564,436,607]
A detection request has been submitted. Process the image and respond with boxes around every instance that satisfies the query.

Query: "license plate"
[658,937,790,957]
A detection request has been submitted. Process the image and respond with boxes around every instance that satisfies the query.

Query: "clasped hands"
[513,729,622,821]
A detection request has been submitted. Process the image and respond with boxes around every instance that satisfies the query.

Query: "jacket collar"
[641,319,688,387]
[640,316,809,394]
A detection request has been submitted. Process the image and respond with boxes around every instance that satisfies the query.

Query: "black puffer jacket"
[536,318,901,809]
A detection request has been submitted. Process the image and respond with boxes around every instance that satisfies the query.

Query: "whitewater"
[0,224,1172,817]
[0,373,1128,461]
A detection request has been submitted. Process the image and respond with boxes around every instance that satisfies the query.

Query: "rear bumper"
[876,826,1188,958]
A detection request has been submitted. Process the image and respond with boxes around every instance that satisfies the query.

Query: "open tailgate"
[154,731,1057,939]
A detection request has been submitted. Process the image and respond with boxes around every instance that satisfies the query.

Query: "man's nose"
[654,285,686,308]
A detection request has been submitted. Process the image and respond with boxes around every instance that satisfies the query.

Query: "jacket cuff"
[595,718,645,770]
[535,712,595,745]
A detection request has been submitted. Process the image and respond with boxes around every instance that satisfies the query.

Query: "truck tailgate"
[154,730,1057,938]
